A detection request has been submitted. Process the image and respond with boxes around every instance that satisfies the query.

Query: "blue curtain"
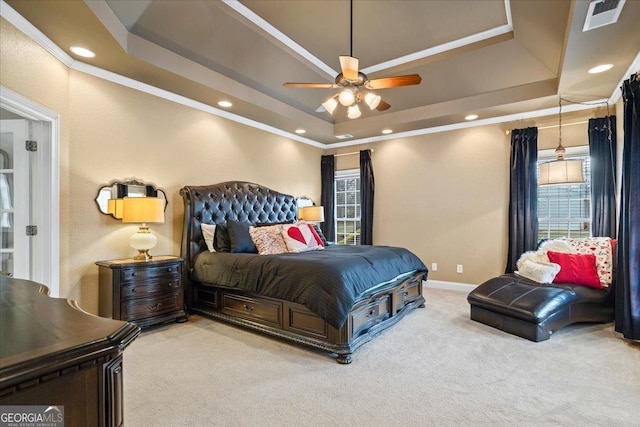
[320,155,335,242]
[360,150,375,245]
[588,116,617,238]
[615,73,640,340]
[505,127,538,273]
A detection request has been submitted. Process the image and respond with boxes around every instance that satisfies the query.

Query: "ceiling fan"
[282,0,422,119]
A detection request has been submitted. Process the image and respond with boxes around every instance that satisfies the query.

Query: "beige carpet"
[123,288,640,426]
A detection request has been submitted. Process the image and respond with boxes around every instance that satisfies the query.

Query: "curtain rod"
[537,120,589,130]
[333,149,374,158]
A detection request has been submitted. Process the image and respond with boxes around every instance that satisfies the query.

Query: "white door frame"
[0,86,60,296]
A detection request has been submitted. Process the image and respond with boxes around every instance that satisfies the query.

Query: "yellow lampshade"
[122,197,165,224]
[539,160,584,185]
[107,198,123,219]
[299,206,325,222]
[121,197,165,261]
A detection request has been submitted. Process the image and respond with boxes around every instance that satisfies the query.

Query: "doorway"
[0,86,60,296]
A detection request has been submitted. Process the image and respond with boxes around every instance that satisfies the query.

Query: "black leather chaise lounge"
[467,273,614,342]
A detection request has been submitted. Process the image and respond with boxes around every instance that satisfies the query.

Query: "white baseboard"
[424,280,476,292]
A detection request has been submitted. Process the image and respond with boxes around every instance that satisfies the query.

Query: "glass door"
[0,119,30,279]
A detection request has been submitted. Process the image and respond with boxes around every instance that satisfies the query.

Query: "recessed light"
[381,129,393,134]
[295,129,306,134]
[70,46,95,58]
[218,101,232,108]
[588,64,613,74]
[465,114,478,121]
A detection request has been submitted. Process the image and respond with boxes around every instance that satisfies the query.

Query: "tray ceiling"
[4,0,639,145]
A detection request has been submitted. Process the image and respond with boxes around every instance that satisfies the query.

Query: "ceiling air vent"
[335,134,354,140]
[583,0,626,31]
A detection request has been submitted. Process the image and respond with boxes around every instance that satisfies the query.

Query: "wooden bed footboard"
[187,271,426,364]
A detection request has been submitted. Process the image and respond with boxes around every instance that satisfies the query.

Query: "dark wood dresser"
[0,276,140,427]
[96,256,187,328]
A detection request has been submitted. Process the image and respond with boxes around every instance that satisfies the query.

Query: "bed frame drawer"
[222,294,282,328]
[394,276,422,313]
[351,295,391,338]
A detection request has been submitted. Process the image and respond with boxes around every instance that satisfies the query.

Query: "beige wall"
[331,126,511,283]
[1,18,321,312]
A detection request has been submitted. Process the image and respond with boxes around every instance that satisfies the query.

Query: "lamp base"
[133,250,153,262]
[129,224,158,262]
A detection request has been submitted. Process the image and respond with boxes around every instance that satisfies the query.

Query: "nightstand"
[96,256,187,328]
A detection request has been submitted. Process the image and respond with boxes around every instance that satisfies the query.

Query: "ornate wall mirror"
[96,179,168,218]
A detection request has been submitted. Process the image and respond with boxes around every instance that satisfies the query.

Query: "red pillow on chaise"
[547,251,603,289]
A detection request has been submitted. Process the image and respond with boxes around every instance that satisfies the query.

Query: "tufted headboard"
[179,182,298,270]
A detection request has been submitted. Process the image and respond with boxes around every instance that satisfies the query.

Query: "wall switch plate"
[456,264,463,273]
[431,263,438,271]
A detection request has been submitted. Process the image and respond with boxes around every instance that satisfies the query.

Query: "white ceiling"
[5,0,640,146]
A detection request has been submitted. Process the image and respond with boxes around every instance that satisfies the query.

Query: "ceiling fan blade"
[283,82,337,88]
[339,55,359,81]
[376,100,391,111]
[367,74,422,89]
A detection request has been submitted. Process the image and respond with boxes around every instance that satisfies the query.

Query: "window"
[537,152,591,240]
[334,169,360,245]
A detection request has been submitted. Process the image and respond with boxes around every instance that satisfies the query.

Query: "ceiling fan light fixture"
[338,89,356,106]
[322,96,338,115]
[347,104,361,119]
[364,92,381,110]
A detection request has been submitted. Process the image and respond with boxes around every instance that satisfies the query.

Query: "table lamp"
[122,197,165,261]
[299,206,324,223]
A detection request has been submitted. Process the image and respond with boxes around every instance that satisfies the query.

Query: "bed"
[180,181,428,363]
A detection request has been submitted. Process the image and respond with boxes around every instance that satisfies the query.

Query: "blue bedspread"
[193,245,428,329]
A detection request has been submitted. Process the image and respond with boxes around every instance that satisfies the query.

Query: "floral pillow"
[558,237,613,287]
[249,225,288,255]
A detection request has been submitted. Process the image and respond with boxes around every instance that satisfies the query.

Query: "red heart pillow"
[281,222,325,253]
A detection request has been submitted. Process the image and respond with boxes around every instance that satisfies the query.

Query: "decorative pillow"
[547,251,603,289]
[249,225,288,255]
[311,224,330,246]
[227,219,258,253]
[281,222,325,253]
[515,260,560,284]
[538,239,573,254]
[516,239,574,272]
[214,224,230,252]
[559,237,613,287]
[200,223,216,252]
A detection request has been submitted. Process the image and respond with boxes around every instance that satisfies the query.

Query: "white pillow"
[515,260,560,284]
[538,239,573,254]
[201,223,216,252]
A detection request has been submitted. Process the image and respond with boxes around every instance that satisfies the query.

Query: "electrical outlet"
[431,263,438,272]
[456,264,463,273]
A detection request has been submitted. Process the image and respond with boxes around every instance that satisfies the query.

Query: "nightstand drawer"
[121,294,183,321]
[120,263,182,283]
[121,278,182,300]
